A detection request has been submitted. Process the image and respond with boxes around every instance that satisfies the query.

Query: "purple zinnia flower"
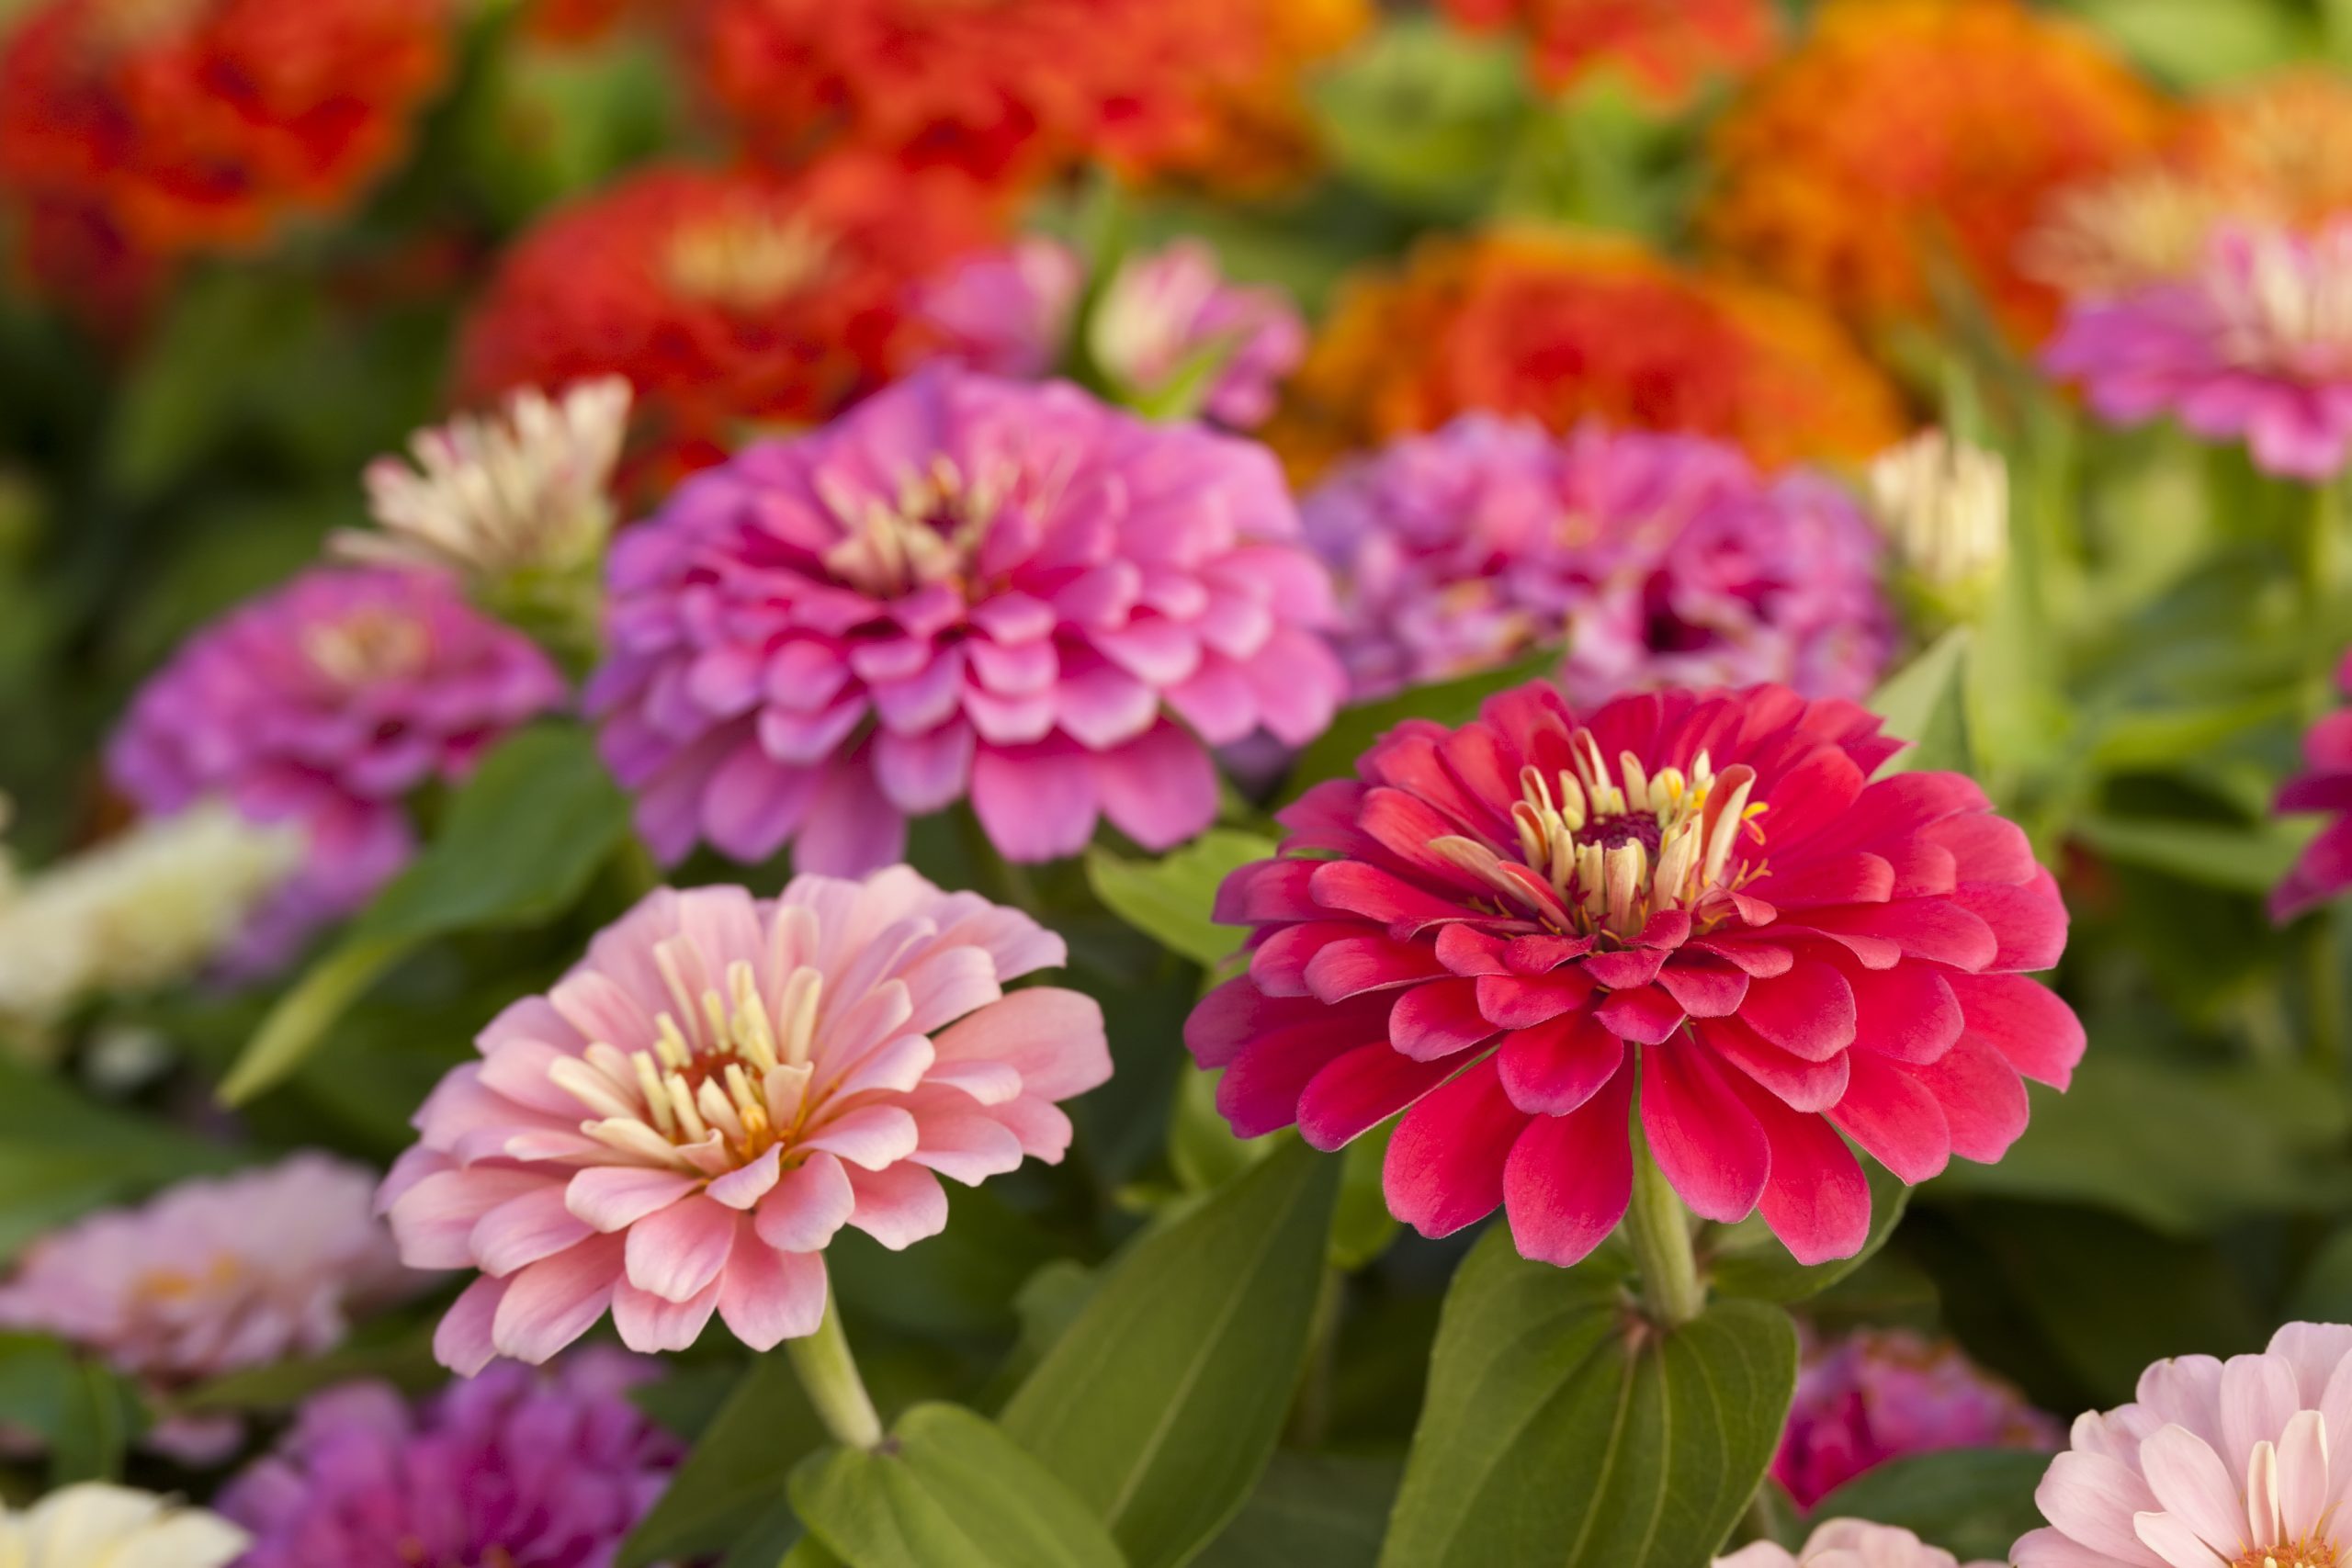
[1300,416,1895,707]
[107,567,566,964]
[1772,1327,2063,1507]
[221,1352,679,1568]
[587,366,1345,871]
[2045,220,2352,480]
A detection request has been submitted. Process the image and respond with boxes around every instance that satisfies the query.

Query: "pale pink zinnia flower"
[2046,220,2352,480]
[588,367,1344,872]
[1775,1328,2063,1506]
[1719,1520,1997,1568]
[2015,1320,2352,1568]
[381,870,1111,1371]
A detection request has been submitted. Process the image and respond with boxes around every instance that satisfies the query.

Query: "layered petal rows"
[1186,681,2083,1268]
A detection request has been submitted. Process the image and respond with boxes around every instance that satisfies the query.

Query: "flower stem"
[786,1290,885,1452]
[1625,1142,1704,1329]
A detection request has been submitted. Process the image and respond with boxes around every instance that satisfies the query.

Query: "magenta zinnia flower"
[107,567,566,956]
[914,237,1084,381]
[1186,682,2082,1267]
[1301,418,1894,708]
[1774,1328,2062,1507]
[588,367,1344,871]
[382,869,1110,1371]
[2014,1321,2352,1568]
[221,1351,678,1568]
[2272,648,2352,923]
[1088,239,1306,429]
[2046,220,2352,480]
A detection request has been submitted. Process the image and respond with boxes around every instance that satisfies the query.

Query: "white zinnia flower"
[1868,429,2010,617]
[0,1483,247,1567]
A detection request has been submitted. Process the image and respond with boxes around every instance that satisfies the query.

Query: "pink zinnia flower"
[2015,1321,2352,1568]
[588,367,1344,872]
[2046,220,2352,480]
[1775,1328,2063,1507]
[913,237,1084,381]
[1185,682,2082,1268]
[0,1154,413,1459]
[382,870,1111,1371]
[1719,1520,1997,1568]
[221,1350,678,1568]
[2272,648,2352,923]
[1302,418,1895,707]
[107,567,566,958]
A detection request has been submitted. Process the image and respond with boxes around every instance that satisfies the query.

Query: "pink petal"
[1948,972,2086,1089]
[1827,1050,1951,1183]
[799,1104,922,1169]
[1594,984,1688,1045]
[490,1233,626,1365]
[755,1152,857,1252]
[1502,1060,1635,1266]
[1383,1056,1528,1239]
[844,1161,949,1250]
[1389,978,1498,1061]
[970,742,1099,861]
[2036,1451,2165,1568]
[1297,1043,1456,1150]
[1916,1034,2030,1163]
[2139,1424,2253,1557]
[565,1167,702,1233]
[1721,1069,1871,1266]
[717,1231,829,1350]
[392,1168,548,1269]
[1092,722,1218,852]
[1639,1043,1768,1224]
[931,987,1110,1101]
[624,1194,738,1303]
[1496,1011,1625,1116]
[707,1147,785,1210]
[1846,964,1963,1065]
[1737,959,1857,1061]
[434,1276,507,1376]
[613,1277,721,1353]
[472,1185,597,1277]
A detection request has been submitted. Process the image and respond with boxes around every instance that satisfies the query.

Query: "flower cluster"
[381,871,1110,1370]
[221,1353,678,1567]
[1188,681,2081,1268]
[1264,229,1905,483]
[1300,418,1894,707]
[587,367,1344,872]
[1702,0,2167,340]
[1440,0,1778,102]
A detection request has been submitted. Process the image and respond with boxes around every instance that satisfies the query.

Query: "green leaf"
[1281,649,1561,807]
[1311,17,1532,219]
[1086,829,1277,970]
[1196,1452,1399,1568]
[0,1058,241,1262]
[1707,1161,1911,1304]
[0,1334,146,1485]
[2061,0,2311,87]
[220,722,631,1104]
[1380,1228,1798,1568]
[176,1319,443,1413]
[621,1354,823,1568]
[2072,814,2312,897]
[789,1403,1125,1568]
[1804,1449,2052,1563]
[1002,1136,1342,1568]
[1868,629,1972,776]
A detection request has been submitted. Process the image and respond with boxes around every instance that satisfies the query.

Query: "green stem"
[2307,477,2343,715]
[1625,1143,1704,1328]
[786,1291,885,1452]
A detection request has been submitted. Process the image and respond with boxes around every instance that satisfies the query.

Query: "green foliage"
[0,1335,146,1486]
[1085,829,1275,970]
[1281,649,1561,806]
[0,1056,241,1263]
[1803,1450,2051,1564]
[621,1355,824,1568]
[1708,1163,1912,1304]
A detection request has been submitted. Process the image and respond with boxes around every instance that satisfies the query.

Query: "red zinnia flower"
[0,0,449,260]
[1186,682,2082,1266]
[454,157,1000,484]
[1442,0,1779,105]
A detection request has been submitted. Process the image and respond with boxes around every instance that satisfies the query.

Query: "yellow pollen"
[302,607,431,687]
[816,457,1019,600]
[664,211,836,310]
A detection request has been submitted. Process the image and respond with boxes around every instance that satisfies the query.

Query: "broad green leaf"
[621,1354,822,1568]
[1086,829,1277,970]
[1002,1136,1342,1568]
[1380,1228,1798,1568]
[1707,1162,1911,1304]
[2072,815,2312,897]
[0,1334,146,1485]
[1281,649,1561,806]
[1804,1450,2052,1563]
[1868,629,1971,776]
[790,1403,1124,1568]
[1196,1452,1399,1568]
[2062,0,2311,86]
[221,722,631,1104]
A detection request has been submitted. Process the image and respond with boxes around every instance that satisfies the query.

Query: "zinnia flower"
[455,158,1001,483]
[2270,649,2352,923]
[221,1353,678,1567]
[1264,229,1904,484]
[379,871,1111,1371]
[2014,1320,2352,1568]
[107,567,566,961]
[0,0,448,259]
[1702,0,2166,341]
[1774,1328,2063,1507]
[587,367,1344,872]
[1185,681,2082,1268]
[913,239,1085,383]
[2045,221,2352,481]
[1719,1520,1995,1568]
[0,1154,413,1458]
[1440,0,1778,102]
[0,1483,246,1568]
[1868,429,2010,622]
[1302,418,1894,707]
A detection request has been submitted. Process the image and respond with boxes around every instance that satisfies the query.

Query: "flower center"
[2211,230,2352,376]
[2234,1545,2340,1568]
[1430,728,1764,941]
[546,942,826,1169]
[664,211,835,311]
[133,1253,241,1305]
[302,607,431,686]
[817,455,1014,600]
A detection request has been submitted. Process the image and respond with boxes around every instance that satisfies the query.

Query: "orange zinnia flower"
[1702,0,2166,342]
[0,0,450,259]
[1441,0,1778,103]
[1264,229,1905,483]
[454,158,1000,483]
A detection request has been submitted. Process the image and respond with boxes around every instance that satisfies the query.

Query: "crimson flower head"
[1187,682,2082,1268]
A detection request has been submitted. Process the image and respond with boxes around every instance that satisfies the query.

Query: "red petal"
[1639,1043,1769,1224]
[1880,838,1959,898]
[1435,923,1513,976]
[1383,1056,1527,1239]
[1718,1069,1871,1267]
[1184,976,1311,1069]
[1826,1050,1951,1183]
[1654,955,1750,1019]
[1249,920,1368,998]
[1389,978,1497,1062]
[1497,1011,1625,1115]
[1298,1043,1459,1151]
[1581,946,1668,990]
[1214,859,1320,925]
[1503,932,1595,974]
[1595,984,1688,1044]
[1846,964,1962,1066]
[1305,934,1450,1002]
[1946,972,2085,1089]
[1633,909,1692,950]
[1737,958,1857,1061]
[1924,813,2037,885]
[1360,787,1487,885]
[1952,874,2068,973]
[1800,900,1998,971]
[1688,937,1795,977]
[1476,970,1596,1030]
[1917,1034,2031,1163]
[1750,746,1868,852]
[1760,852,1894,908]
[1216,1027,1355,1139]
[1700,1014,1850,1112]
[1815,773,1990,854]
[1503,1061,1636,1266]
[1307,860,1467,928]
